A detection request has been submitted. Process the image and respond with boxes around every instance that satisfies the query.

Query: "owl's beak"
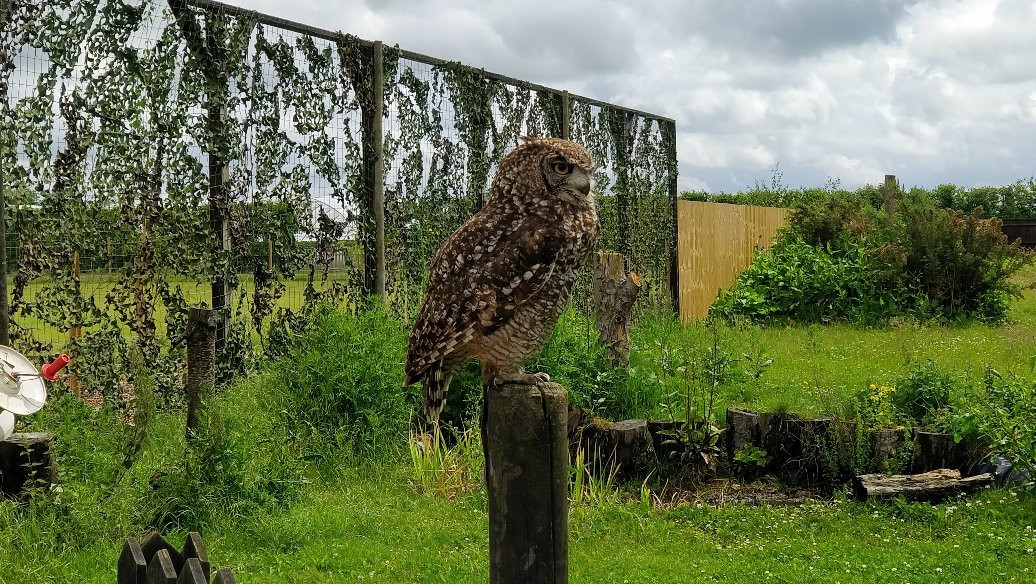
[571,172,591,198]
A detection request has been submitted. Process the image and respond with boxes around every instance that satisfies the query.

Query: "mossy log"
[852,468,993,502]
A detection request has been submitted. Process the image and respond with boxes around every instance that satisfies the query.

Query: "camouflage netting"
[0,0,676,400]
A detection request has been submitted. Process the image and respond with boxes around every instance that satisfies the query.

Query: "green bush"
[681,176,1036,219]
[713,192,1030,324]
[948,367,1036,479]
[710,235,917,324]
[276,304,414,459]
[890,360,958,428]
[531,310,642,420]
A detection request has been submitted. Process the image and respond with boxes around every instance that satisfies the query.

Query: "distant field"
[6,271,354,346]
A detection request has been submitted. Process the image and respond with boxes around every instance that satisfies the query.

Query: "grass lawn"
[620,267,1036,419]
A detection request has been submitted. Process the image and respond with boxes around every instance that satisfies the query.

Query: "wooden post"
[184,308,218,440]
[882,174,897,217]
[0,167,8,346]
[593,252,642,365]
[372,40,386,302]
[484,382,568,584]
[561,91,571,140]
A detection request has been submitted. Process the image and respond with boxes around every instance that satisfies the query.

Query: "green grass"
[621,267,1036,419]
[3,271,1036,582]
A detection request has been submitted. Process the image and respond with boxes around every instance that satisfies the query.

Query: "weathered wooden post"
[593,252,642,366]
[560,91,571,140]
[484,382,568,584]
[184,308,218,440]
[882,174,897,217]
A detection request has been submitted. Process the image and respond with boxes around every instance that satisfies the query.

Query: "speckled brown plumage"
[404,137,601,423]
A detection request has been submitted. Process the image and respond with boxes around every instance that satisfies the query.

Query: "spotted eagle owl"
[404,137,600,423]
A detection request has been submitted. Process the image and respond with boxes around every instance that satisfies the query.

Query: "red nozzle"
[41,354,71,381]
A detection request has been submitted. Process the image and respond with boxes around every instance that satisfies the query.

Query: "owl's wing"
[405,217,502,384]
[473,222,567,334]
[404,218,566,384]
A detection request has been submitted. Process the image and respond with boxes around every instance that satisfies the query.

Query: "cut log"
[0,432,57,499]
[724,408,761,465]
[593,252,643,365]
[911,431,962,474]
[870,427,906,472]
[852,468,993,502]
[580,419,655,476]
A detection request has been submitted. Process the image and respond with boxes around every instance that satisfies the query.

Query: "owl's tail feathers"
[420,368,452,426]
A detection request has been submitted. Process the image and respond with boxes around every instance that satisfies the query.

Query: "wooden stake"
[485,382,568,584]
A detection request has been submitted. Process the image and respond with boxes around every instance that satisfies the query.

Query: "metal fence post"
[372,40,386,302]
[207,80,230,352]
[0,166,8,346]
[666,119,679,316]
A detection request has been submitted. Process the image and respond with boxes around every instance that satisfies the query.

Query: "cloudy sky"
[230,0,1036,193]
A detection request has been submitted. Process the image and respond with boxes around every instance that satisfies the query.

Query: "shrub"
[710,235,916,324]
[531,310,638,420]
[276,304,414,459]
[713,193,1030,324]
[949,367,1036,480]
[890,360,958,428]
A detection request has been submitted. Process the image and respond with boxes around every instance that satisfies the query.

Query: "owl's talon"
[534,372,551,382]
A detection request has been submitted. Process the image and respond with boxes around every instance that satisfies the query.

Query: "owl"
[404,137,601,423]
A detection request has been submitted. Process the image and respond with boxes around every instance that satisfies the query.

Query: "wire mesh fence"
[0,0,677,398]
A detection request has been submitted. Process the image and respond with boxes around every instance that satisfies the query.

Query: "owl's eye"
[551,161,573,175]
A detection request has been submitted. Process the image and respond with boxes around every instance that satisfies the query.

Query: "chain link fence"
[0,0,677,398]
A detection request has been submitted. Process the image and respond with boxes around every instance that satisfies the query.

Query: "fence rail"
[0,0,678,397]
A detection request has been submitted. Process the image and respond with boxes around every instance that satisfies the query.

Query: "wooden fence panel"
[676,201,789,322]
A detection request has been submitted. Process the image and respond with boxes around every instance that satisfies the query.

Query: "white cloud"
[228,0,1036,192]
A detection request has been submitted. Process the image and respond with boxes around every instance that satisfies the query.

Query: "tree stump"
[593,252,643,365]
[484,382,568,584]
[852,469,993,502]
[911,431,963,474]
[725,408,761,465]
[870,428,907,472]
[580,419,656,477]
[0,432,57,499]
